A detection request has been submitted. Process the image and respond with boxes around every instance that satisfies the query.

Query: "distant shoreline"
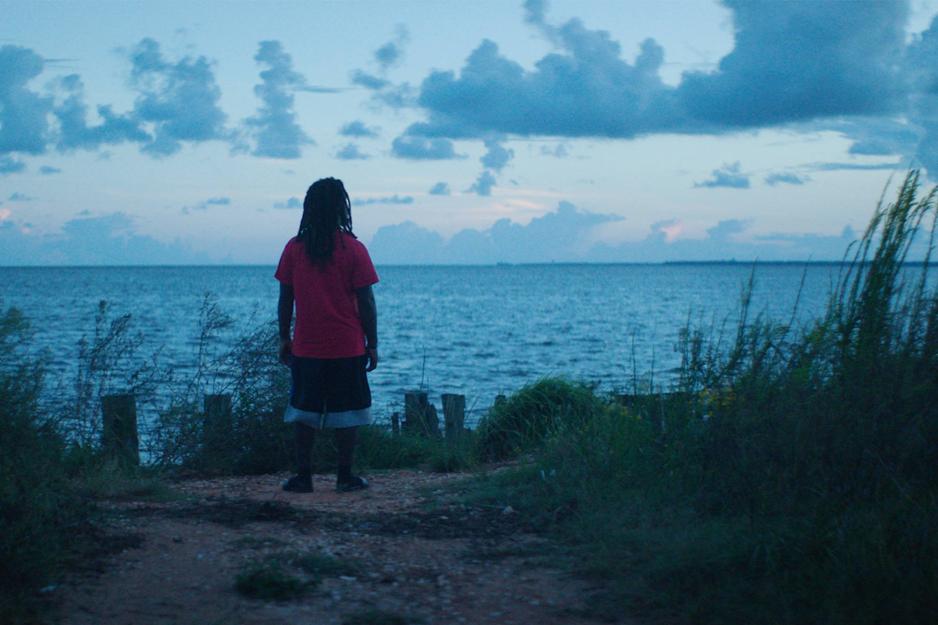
[1,260,937,269]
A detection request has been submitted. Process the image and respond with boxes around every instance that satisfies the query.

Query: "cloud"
[352,26,410,91]
[678,1,907,127]
[374,25,409,70]
[586,219,862,263]
[0,212,210,265]
[706,218,750,241]
[391,135,461,159]
[807,161,903,172]
[339,120,379,138]
[54,74,149,151]
[351,70,390,90]
[410,30,676,139]
[904,19,938,173]
[8,192,35,201]
[243,40,313,159]
[368,198,864,264]
[128,38,228,156]
[368,221,445,264]
[694,162,750,189]
[0,155,26,175]
[428,181,450,195]
[467,169,497,196]
[405,1,915,145]
[540,143,569,157]
[181,196,231,214]
[827,118,921,157]
[648,218,684,243]
[354,194,414,206]
[38,165,61,175]
[0,45,53,155]
[336,143,369,160]
[480,138,513,172]
[369,200,622,264]
[274,197,302,209]
[764,172,809,186]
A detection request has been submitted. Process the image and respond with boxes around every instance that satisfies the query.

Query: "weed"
[342,609,423,625]
[234,560,309,601]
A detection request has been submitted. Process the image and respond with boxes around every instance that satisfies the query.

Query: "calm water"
[0,264,851,421]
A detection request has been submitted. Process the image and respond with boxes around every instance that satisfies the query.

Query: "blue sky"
[2,0,938,264]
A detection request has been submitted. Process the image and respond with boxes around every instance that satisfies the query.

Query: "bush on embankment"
[473,378,607,461]
[472,172,938,625]
[0,308,90,623]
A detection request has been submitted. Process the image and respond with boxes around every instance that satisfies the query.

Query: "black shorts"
[284,354,372,429]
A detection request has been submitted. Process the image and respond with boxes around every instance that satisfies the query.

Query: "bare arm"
[278,283,294,365]
[356,285,378,371]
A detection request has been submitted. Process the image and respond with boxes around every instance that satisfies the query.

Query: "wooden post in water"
[442,394,465,443]
[203,394,232,453]
[101,393,139,466]
[391,412,400,436]
[404,392,440,437]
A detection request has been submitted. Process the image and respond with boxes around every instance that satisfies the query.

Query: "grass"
[234,560,310,601]
[234,550,361,601]
[342,609,424,625]
[467,171,938,625]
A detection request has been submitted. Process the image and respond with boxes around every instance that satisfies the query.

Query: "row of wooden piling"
[99,391,491,465]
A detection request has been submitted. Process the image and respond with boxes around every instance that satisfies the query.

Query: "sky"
[2,0,938,265]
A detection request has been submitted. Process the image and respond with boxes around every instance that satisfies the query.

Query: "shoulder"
[338,232,368,254]
[283,236,302,253]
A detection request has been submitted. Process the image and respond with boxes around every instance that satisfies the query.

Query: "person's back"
[278,230,376,358]
[275,177,379,494]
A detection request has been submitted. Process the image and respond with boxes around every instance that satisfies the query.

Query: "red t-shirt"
[274,232,379,359]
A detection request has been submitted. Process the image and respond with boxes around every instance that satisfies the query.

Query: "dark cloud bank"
[396,0,938,173]
[0,213,209,265]
[368,200,862,265]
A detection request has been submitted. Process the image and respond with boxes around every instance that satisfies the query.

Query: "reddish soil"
[50,470,621,625]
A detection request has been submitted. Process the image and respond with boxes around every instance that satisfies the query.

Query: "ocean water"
[0,263,855,420]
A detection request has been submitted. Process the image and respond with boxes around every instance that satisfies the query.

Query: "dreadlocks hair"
[297,177,355,266]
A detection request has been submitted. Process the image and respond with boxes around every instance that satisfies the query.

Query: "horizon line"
[2,260,937,269]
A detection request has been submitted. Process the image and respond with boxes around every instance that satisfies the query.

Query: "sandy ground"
[50,469,619,625]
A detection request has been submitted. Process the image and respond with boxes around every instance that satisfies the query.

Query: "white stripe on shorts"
[284,405,372,429]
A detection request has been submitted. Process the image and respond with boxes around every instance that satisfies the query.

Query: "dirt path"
[52,470,615,625]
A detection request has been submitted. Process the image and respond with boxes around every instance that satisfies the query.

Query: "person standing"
[275,177,379,493]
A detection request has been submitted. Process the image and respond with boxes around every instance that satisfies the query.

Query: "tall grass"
[0,308,90,623]
[472,171,938,624]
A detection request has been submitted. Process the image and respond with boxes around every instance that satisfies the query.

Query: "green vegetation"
[473,378,606,461]
[342,609,423,625]
[469,171,938,624]
[0,306,174,623]
[234,550,360,600]
[234,560,309,601]
[0,308,84,623]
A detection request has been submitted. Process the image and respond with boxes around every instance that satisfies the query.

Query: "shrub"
[473,378,606,461]
[0,307,89,623]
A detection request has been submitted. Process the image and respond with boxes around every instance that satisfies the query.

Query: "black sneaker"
[282,474,313,493]
[335,475,369,493]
